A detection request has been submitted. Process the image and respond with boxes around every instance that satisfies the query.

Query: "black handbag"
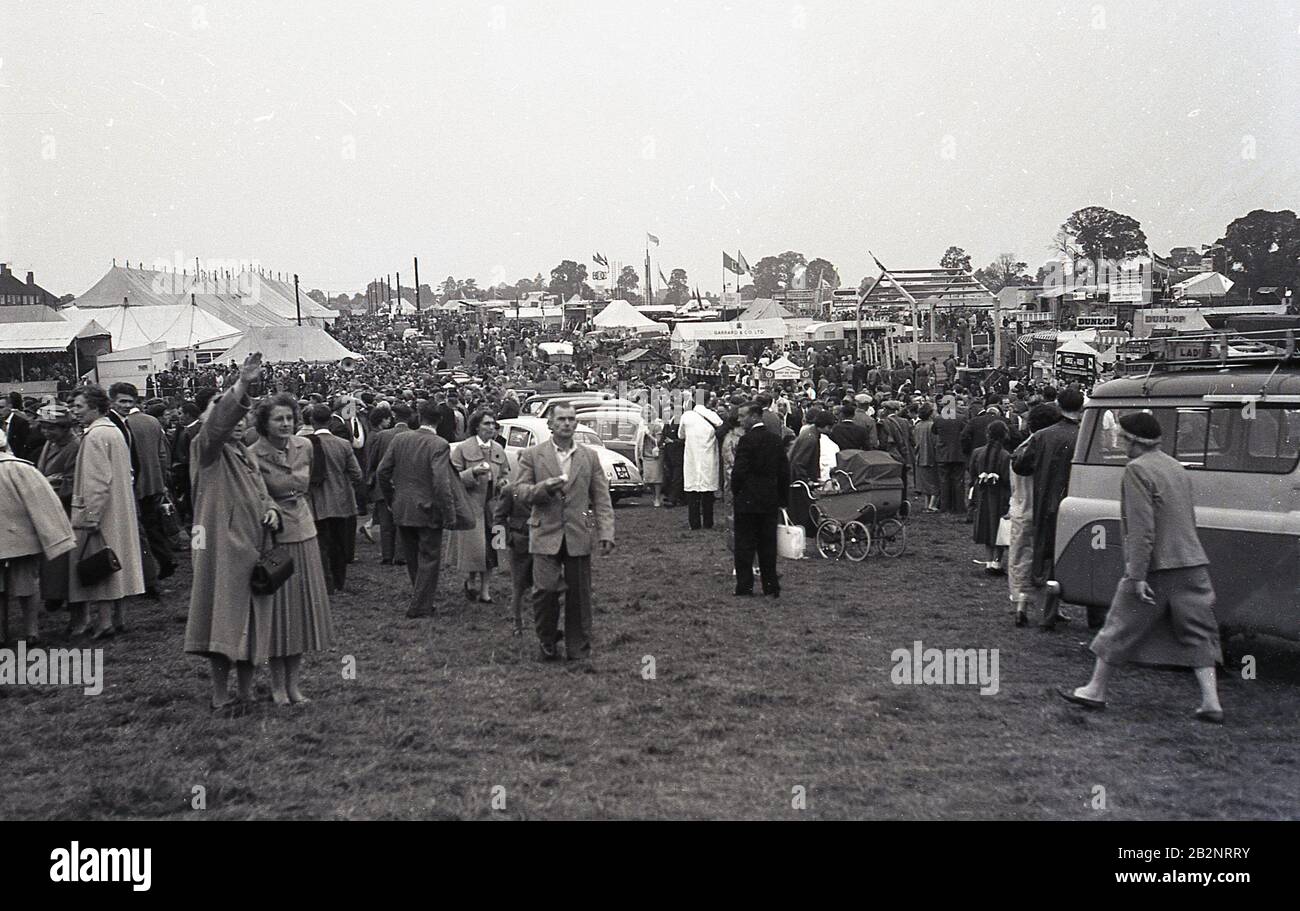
[250,529,295,596]
[76,529,121,586]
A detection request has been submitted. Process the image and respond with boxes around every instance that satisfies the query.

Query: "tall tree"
[940,246,972,271]
[973,253,1029,292]
[1060,206,1148,262]
[547,260,589,300]
[1216,209,1300,294]
[665,267,690,304]
[806,258,840,290]
[615,265,641,302]
[751,251,807,297]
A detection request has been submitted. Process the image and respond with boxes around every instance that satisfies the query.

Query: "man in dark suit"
[1,394,36,462]
[731,405,790,598]
[364,402,410,564]
[829,404,870,452]
[932,397,968,514]
[377,399,456,618]
[513,402,615,663]
[306,404,363,593]
[109,382,176,592]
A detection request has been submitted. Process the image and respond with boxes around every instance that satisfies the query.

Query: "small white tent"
[218,326,361,364]
[593,299,662,331]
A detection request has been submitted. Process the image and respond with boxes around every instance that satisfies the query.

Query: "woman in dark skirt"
[970,420,1012,573]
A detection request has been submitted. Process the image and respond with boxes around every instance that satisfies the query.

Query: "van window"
[1085,405,1300,473]
[1084,408,1174,465]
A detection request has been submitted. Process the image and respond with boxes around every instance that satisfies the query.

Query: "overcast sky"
[3,0,1299,298]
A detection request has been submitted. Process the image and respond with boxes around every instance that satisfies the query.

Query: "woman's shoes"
[478,596,494,605]
[1014,610,1028,627]
[1057,687,1106,711]
[91,626,116,641]
[1195,708,1225,725]
[464,580,477,601]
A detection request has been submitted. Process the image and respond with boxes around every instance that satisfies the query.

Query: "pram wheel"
[843,521,871,562]
[877,518,907,557]
[815,519,844,560]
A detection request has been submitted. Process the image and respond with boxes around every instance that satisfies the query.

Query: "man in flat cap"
[1059,411,1224,722]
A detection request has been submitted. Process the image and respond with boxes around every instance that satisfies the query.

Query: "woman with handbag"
[67,384,145,639]
[970,420,1013,575]
[249,390,335,705]
[185,353,287,710]
[447,410,509,604]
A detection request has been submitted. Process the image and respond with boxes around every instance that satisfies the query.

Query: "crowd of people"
[0,309,1224,721]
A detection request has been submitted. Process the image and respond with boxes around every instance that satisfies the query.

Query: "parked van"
[1054,336,1300,642]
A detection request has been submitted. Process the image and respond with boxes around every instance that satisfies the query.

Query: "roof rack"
[1116,328,1298,375]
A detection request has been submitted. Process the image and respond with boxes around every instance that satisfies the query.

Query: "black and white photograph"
[0,0,1296,889]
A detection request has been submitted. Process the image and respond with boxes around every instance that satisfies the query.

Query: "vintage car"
[499,416,645,501]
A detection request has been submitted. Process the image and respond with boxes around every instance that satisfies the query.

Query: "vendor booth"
[669,318,788,359]
[760,355,811,385]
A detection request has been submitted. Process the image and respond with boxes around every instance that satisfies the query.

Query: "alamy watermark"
[0,643,103,695]
[890,640,999,695]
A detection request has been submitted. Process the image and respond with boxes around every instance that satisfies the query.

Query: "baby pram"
[788,450,908,561]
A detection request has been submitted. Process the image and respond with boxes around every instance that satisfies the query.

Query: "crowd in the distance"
[1,309,1087,713]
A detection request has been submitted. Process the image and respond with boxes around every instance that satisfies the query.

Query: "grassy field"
[2,500,1297,820]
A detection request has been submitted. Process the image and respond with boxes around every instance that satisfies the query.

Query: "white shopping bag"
[776,508,806,560]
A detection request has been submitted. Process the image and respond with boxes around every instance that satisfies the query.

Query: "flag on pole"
[593,252,608,267]
[646,233,660,247]
[791,263,808,290]
[818,276,832,291]
[659,267,669,285]
[737,251,751,275]
[723,252,743,275]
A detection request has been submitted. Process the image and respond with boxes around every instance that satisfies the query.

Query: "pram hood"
[834,449,903,489]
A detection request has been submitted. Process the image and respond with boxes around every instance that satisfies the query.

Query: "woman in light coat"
[184,353,284,709]
[0,428,75,644]
[68,384,145,638]
[448,410,509,603]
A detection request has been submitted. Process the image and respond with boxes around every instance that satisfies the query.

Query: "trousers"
[531,539,592,659]
[398,525,444,616]
[315,516,351,592]
[687,491,716,529]
[733,511,779,594]
[938,462,965,514]
[372,500,397,562]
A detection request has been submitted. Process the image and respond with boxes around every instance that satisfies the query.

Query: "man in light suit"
[377,399,456,618]
[306,404,363,593]
[513,402,615,663]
